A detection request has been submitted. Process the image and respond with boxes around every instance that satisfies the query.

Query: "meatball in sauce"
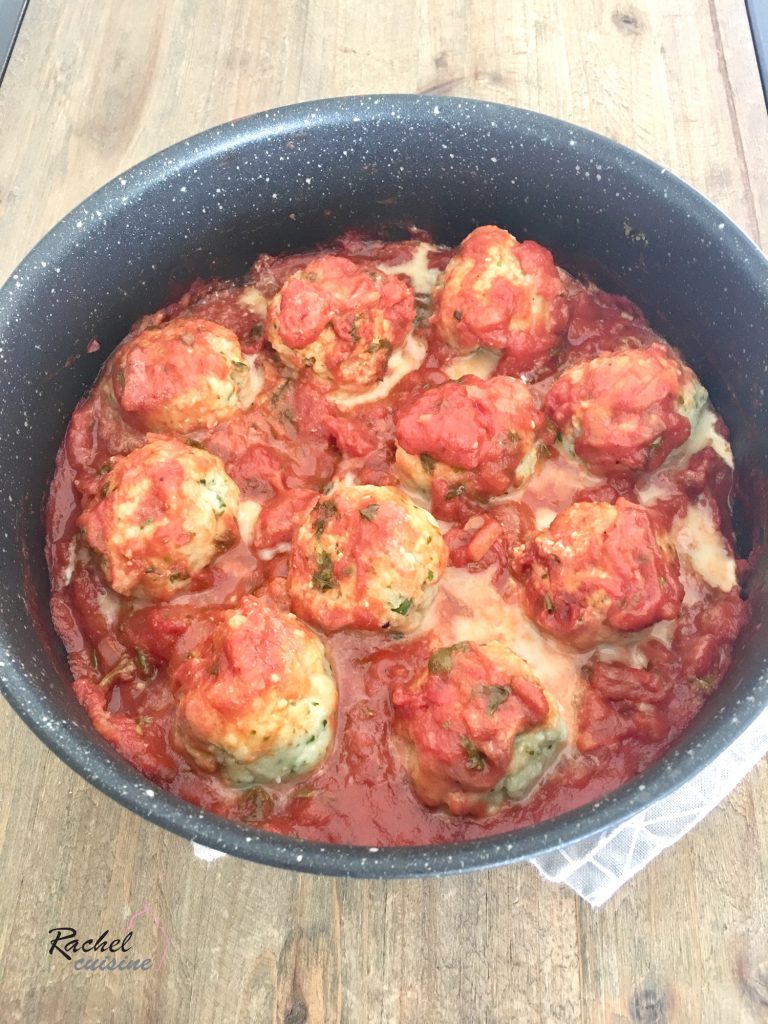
[267,254,415,391]
[431,224,567,374]
[395,374,545,498]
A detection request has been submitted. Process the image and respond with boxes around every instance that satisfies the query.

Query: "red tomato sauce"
[46,230,749,846]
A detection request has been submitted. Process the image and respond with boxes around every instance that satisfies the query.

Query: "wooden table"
[1,2,767,1020]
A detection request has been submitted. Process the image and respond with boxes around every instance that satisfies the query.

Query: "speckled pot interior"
[1,95,767,878]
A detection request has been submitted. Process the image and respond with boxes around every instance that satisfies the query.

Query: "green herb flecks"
[359,504,379,521]
[391,597,413,616]
[484,684,511,715]
[135,648,153,679]
[445,482,466,501]
[368,339,392,354]
[646,435,664,467]
[270,377,291,407]
[313,499,338,537]
[690,676,717,695]
[98,656,135,690]
[459,735,486,771]
[312,550,338,592]
[198,477,228,516]
[419,453,437,475]
[428,641,471,676]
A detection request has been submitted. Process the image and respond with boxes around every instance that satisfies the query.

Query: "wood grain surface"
[1,2,767,1021]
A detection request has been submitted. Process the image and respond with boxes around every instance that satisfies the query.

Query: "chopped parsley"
[484,684,511,715]
[459,735,486,771]
[359,504,379,521]
[313,499,338,537]
[391,597,413,616]
[428,641,471,676]
[690,676,716,695]
[368,339,392,354]
[98,656,135,690]
[445,482,466,501]
[271,378,291,406]
[646,436,664,466]
[312,550,338,592]
[230,360,248,383]
[419,453,437,475]
[198,478,227,515]
[135,648,153,679]
[507,430,520,444]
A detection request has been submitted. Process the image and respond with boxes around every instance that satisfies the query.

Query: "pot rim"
[2,93,767,878]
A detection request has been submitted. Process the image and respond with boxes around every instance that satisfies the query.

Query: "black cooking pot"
[1,96,767,877]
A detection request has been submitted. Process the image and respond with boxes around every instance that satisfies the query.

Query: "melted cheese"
[634,478,674,507]
[673,502,737,592]
[62,537,78,586]
[690,406,734,467]
[96,582,123,628]
[534,507,558,530]
[242,351,264,401]
[420,566,588,744]
[668,405,734,469]
[510,452,601,514]
[238,286,268,317]
[444,348,501,381]
[236,499,262,547]
[378,242,444,295]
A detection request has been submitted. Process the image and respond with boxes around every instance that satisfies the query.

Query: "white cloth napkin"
[192,707,768,905]
[530,705,768,906]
